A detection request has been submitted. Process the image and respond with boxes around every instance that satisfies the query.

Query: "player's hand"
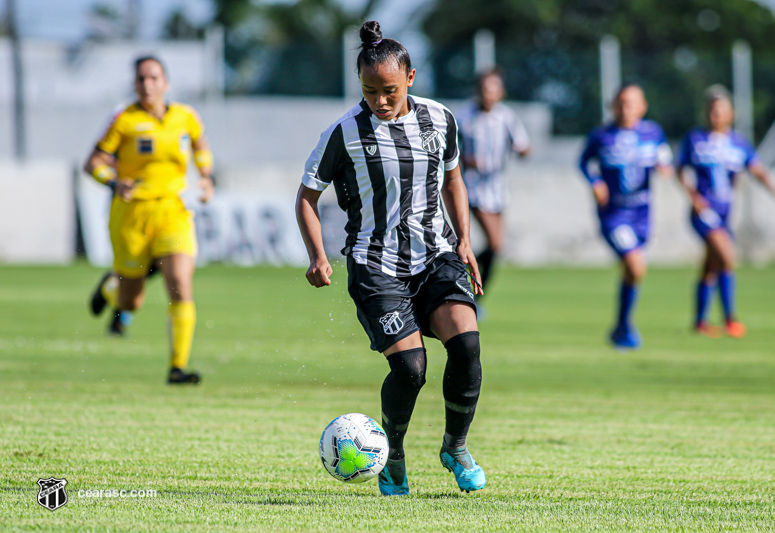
[115,179,136,202]
[592,181,609,208]
[306,257,333,288]
[198,175,214,203]
[690,193,708,214]
[456,240,483,296]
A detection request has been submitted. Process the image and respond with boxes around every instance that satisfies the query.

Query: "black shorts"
[346,252,477,352]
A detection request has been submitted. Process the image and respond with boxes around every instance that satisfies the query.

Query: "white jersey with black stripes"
[302,96,460,278]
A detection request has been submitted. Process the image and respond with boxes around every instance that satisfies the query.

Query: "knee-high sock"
[476,249,497,289]
[617,281,638,329]
[695,280,716,326]
[169,301,196,370]
[102,274,119,310]
[443,332,482,449]
[381,348,426,461]
[718,271,736,321]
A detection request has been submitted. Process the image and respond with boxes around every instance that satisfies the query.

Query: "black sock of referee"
[476,248,497,289]
[381,347,427,462]
[442,332,482,451]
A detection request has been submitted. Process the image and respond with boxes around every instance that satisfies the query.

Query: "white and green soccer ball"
[319,413,389,483]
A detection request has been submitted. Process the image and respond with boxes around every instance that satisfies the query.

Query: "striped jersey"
[458,102,530,174]
[302,96,460,277]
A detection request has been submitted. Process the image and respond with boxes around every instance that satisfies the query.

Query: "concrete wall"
[0,161,74,263]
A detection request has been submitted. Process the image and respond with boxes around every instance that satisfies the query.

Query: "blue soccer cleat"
[440,446,486,493]
[378,458,409,496]
[609,324,642,351]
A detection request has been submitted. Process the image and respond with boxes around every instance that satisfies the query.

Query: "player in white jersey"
[459,69,531,292]
[296,21,486,495]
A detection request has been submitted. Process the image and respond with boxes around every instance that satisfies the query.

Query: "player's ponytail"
[356,21,412,76]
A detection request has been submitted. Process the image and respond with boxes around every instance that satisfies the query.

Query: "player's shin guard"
[381,347,427,461]
[476,248,496,289]
[168,301,196,370]
[443,332,481,449]
[695,279,716,326]
[617,281,638,329]
[718,271,736,321]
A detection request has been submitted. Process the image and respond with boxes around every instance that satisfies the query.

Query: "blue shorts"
[690,205,731,240]
[598,206,650,258]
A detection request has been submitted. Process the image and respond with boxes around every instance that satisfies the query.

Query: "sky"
[9,0,775,41]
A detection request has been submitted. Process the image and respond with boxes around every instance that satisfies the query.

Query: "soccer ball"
[319,413,389,483]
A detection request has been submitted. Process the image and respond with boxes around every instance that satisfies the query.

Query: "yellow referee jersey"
[97,102,204,200]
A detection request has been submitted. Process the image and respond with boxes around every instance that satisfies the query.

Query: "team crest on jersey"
[365,144,377,156]
[379,311,404,335]
[137,137,154,154]
[420,130,442,153]
[37,478,68,511]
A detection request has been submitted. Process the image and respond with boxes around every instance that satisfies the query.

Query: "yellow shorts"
[109,195,196,278]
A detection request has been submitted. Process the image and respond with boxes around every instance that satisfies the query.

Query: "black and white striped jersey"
[302,95,460,278]
[458,102,530,174]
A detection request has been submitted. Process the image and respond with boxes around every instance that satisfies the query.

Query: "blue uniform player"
[579,84,673,349]
[678,86,775,338]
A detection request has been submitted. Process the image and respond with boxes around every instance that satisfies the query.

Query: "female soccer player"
[83,55,214,384]
[459,68,531,292]
[579,84,673,350]
[678,85,775,338]
[296,21,486,495]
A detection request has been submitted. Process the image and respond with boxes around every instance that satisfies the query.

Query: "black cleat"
[90,271,113,316]
[108,310,132,336]
[167,367,201,385]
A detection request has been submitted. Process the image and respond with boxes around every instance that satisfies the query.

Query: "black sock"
[443,332,481,449]
[381,348,427,461]
[476,248,497,289]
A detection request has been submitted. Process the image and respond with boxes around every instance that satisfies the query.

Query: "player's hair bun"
[360,21,382,47]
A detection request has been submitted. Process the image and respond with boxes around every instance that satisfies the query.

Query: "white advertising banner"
[76,174,311,268]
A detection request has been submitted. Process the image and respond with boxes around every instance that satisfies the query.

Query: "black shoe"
[168,367,201,385]
[108,310,132,336]
[90,272,113,316]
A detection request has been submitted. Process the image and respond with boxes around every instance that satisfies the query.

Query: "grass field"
[1,262,774,532]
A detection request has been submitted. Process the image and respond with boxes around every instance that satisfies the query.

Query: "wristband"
[194,150,213,172]
[92,164,117,185]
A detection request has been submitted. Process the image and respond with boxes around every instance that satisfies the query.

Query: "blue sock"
[695,280,716,326]
[617,281,638,329]
[718,271,736,322]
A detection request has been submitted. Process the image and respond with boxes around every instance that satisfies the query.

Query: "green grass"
[1,262,774,532]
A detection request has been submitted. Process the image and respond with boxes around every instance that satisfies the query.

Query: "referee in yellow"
[83,55,214,384]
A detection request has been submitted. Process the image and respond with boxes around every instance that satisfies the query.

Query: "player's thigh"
[346,257,421,354]
[157,253,195,301]
[472,209,503,251]
[429,301,478,345]
[706,228,736,270]
[109,199,153,278]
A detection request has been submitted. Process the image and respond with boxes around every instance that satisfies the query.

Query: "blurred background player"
[579,84,673,350]
[458,68,531,299]
[83,55,214,384]
[678,85,775,338]
[296,21,486,495]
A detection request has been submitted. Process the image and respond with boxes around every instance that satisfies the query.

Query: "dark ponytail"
[356,21,412,75]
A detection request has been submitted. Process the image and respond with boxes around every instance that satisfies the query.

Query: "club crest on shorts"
[420,130,442,153]
[37,478,68,511]
[379,311,404,335]
[365,144,377,156]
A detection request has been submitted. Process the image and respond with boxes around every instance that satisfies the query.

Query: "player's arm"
[192,134,214,203]
[579,136,609,208]
[296,184,332,288]
[655,139,675,179]
[83,147,135,201]
[747,161,775,198]
[442,165,483,295]
[677,165,708,214]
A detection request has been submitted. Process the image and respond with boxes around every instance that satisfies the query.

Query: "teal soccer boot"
[378,458,409,496]
[440,445,486,493]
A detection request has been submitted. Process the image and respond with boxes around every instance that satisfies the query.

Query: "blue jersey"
[678,129,758,209]
[579,120,672,210]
